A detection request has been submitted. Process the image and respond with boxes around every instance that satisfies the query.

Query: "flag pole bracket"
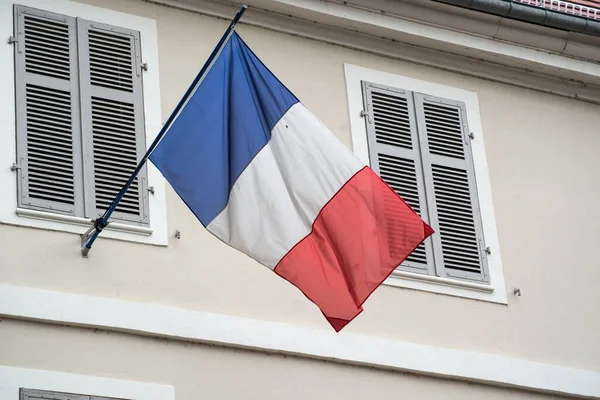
[81,218,110,258]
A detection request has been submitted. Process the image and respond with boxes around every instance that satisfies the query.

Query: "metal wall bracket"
[81,219,110,257]
[80,225,95,258]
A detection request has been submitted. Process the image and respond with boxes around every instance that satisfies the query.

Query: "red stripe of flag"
[274,166,434,331]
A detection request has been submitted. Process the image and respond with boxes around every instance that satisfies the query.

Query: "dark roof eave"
[432,0,600,37]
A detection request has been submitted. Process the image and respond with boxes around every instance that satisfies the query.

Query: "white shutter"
[362,82,435,275]
[414,94,489,282]
[77,19,149,226]
[13,6,84,216]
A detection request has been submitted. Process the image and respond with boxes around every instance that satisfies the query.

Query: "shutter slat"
[27,135,74,151]
[24,28,69,43]
[93,112,136,127]
[27,108,71,123]
[25,84,71,99]
[93,145,138,159]
[88,28,134,92]
[28,123,72,136]
[90,63,133,76]
[25,35,70,50]
[28,143,73,158]
[422,102,466,160]
[423,108,462,123]
[89,49,134,65]
[23,17,69,33]
[28,170,75,184]
[372,89,414,151]
[373,112,412,127]
[24,51,70,68]
[25,84,75,206]
[93,137,138,152]
[29,161,74,176]
[23,15,71,80]
[27,97,72,114]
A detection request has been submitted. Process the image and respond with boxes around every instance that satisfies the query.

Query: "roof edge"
[432,0,600,36]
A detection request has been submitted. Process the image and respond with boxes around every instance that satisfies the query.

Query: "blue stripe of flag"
[150,32,298,226]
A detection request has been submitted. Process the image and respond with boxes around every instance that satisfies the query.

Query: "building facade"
[1,0,599,399]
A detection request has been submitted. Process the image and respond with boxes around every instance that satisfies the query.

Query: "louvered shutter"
[78,19,149,226]
[20,388,88,400]
[414,94,489,282]
[14,6,84,216]
[362,82,435,275]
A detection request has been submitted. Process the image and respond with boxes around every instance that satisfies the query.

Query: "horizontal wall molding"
[1,283,599,399]
[146,0,600,104]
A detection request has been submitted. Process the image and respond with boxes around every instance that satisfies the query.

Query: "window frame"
[344,63,507,304]
[0,365,173,400]
[0,0,167,246]
[21,388,127,400]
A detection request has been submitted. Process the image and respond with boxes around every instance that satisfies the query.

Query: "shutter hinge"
[468,132,475,140]
[141,62,148,72]
[484,246,491,255]
[360,109,372,124]
[8,36,21,54]
[147,185,155,195]
[10,163,21,171]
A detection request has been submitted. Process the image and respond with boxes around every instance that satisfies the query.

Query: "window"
[13,5,149,226]
[344,64,507,304]
[21,388,127,400]
[362,82,489,283]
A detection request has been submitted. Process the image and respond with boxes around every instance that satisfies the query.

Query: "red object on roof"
[515,0,600,20]
[570,0,600,6]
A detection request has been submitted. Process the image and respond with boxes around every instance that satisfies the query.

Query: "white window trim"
[344,63,507,304]
[0,365,174,400]
[0,0,167,246]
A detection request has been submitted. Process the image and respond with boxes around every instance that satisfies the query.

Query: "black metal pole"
[81,4,248,257]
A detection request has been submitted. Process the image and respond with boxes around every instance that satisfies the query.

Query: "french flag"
[150,33,433,331]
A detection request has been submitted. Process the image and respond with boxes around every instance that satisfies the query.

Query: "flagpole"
[81,4,248,257]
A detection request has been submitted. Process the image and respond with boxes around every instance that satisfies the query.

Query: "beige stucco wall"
[1,0,599,381]
[0,319,574,400]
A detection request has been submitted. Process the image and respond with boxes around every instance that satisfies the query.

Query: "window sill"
[6,207,168,246]
[385,270,507,304]
[17,207,152,235]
